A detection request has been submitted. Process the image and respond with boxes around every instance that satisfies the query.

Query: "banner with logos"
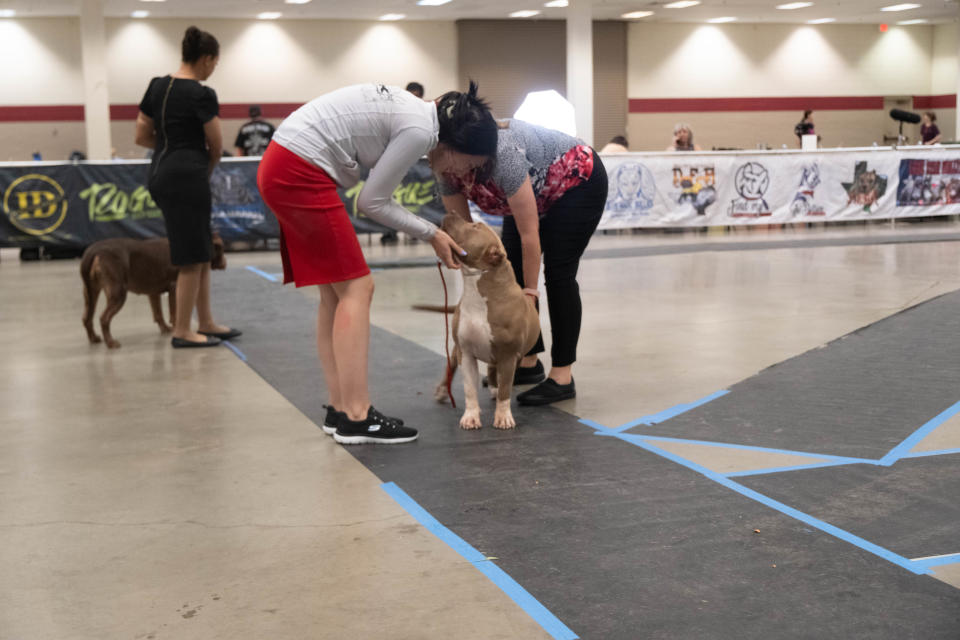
[598,147,960,228]
[3,148,960,248]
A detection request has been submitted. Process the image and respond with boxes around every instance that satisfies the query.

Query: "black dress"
[139,76,219,266]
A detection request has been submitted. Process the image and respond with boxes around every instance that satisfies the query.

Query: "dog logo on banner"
[605,162,656,218]
[3,173,68,236]
[728,162,771,218]
[790,163,825,217]
[898,158,960,206]
[843,161,888,212]
[672,165,716,216]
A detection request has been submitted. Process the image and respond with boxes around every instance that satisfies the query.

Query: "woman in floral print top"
[435,119,609,406]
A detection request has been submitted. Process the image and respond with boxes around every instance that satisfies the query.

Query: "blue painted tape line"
[245,265,279,282]
[628,434,879,465]
[381,482,578,640]
[880,398,960,466]
[725,460,874,478]
[609,433,927,575]
[910,553,960,571]
[222,340,247,362]
[612,389,730,432]
[901,447,960,459]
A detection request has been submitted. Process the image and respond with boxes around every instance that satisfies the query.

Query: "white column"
[955,32,960,142]
[566,0,594,147]
[79,0,112,160]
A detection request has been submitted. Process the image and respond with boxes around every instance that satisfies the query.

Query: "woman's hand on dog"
[430,229,466,269]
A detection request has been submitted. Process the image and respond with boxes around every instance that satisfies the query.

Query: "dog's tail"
[411,304,456,313]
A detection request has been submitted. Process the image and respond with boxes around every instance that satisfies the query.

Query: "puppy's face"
[211,233,227,270]
[441,213,506,271]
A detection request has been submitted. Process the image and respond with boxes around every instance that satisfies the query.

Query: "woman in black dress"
[135,26,239,348]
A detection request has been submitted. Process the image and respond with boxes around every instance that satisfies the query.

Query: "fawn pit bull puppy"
[435,213,540,429]
[80,236,225,348]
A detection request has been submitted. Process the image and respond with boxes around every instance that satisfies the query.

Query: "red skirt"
[257,142,370,286]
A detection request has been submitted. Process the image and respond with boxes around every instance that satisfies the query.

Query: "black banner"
[0,158,444,248]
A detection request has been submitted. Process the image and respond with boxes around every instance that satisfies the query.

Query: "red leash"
[437,262,457,408]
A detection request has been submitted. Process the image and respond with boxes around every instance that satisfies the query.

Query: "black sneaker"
[482,360,546,388]
[333,406,418,445]
[322,404,404,436]
[517,378,576,406]
[321,404,343,435]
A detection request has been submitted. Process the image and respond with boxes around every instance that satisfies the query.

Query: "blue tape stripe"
[901,447,960,459]
[578,418,610,431]
[381,482,578,640]
[245,265,279,282]
[615,434,879,465]
[222,340,247,362]
[880,399,960,466]
[910,553,960,571]
[609,433,927,575]
[612,390,730,432]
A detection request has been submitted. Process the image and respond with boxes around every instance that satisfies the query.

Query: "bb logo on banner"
[3,173,68,236]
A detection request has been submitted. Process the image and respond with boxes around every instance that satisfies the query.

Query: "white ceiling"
[1,0,957,24]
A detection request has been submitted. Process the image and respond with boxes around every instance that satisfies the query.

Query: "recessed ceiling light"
[897,18,928,23]
[807,17,835,23]
[707,16,737,23]
[622,10,654,18]
[257,11,282,19]
[777,2,813,9]
[544,0,568,7]
[880,3,922,10]
[131,10,149,17]
[0,9,16,17]
[417,0,452,5]
[285,0,312,4]
[664,1,700,8]
[138,0,166,2]
[379,13,406,20]
[510,10,541,17]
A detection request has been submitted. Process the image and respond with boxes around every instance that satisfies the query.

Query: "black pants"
[501,151,608,368]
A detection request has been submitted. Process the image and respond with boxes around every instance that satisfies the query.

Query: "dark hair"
[405,82,425,98]
[182,26,219,63]
[610,135,628,147]
[436,80,498,159]
[803,110,813,119]
[249,105,262,118]
[925,111,937,122]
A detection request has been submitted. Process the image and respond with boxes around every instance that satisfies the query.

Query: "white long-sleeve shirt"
[272,84,439,240]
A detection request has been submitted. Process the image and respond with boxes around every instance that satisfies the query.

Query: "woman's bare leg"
[172,263,205,341]
[316,283,342,409]
[330,275,375,421]
[196,263,230,334]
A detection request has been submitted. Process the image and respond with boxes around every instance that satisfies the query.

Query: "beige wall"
[0,17,458,160]
[456,20,626,147]
[625,22,959,150]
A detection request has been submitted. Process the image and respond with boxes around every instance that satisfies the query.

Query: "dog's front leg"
[459,351,482,429]
[492,358,519,429]
[149,294,172,334]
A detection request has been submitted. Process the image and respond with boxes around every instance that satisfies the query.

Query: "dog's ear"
[482,244,505,267]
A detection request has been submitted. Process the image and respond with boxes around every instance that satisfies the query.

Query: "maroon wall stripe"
[913,94,957,110]
[0,102,306,123]
[628,96,887,113]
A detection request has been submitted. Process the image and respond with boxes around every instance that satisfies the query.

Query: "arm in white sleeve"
[356,127,438,241]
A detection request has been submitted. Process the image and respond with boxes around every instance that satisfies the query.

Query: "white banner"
[598,146,960,229]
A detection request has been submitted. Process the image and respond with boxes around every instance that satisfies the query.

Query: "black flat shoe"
[199,328,242,340]
[517,378,575,406]
[171,336,222,348]
[483,360,546,387]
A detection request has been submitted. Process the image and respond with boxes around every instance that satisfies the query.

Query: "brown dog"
[435,214,540,429]
[80,236,226,348]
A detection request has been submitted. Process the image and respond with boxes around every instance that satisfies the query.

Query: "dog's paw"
[159,324,173,335]
[487,385,498,399]
[459,411,482,430]
[88,335,102,344]
[434,382,449,404]
[493,411,516,430]
[106,339,121,349]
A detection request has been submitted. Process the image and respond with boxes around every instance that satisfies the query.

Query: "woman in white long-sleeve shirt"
[257,82,497,445]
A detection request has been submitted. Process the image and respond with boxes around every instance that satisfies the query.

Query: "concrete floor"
[2,223,960,638]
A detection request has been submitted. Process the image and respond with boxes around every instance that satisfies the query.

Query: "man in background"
[405,82,425,99]
[234,105,276,157]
